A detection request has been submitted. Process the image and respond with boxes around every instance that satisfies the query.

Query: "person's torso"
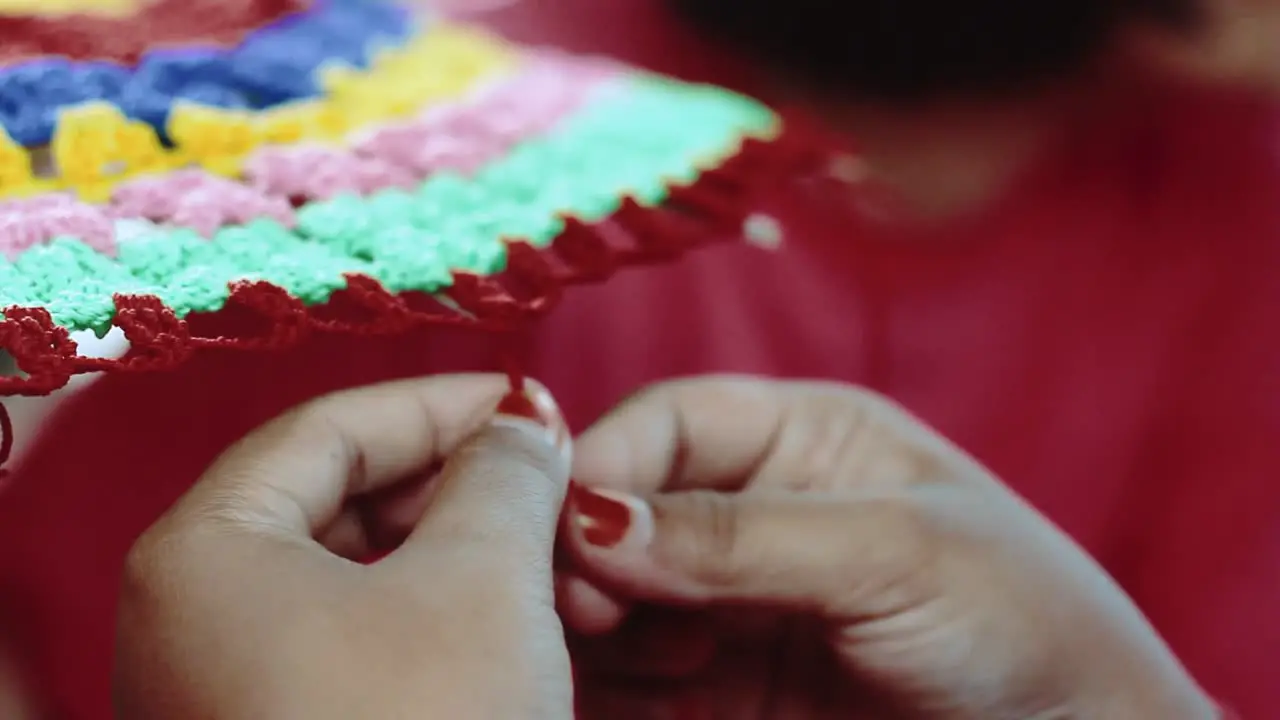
[2,22,1279,719]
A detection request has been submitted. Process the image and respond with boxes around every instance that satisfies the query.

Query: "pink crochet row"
[0,52,619,260]
[248,53,619,201]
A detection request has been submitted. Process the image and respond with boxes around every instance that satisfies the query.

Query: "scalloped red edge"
[0,127,827,400]
[0,0,310,64]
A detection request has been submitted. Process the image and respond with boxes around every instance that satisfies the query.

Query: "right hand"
[557,377,1216,719]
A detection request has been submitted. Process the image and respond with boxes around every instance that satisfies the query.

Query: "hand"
[114,375,575,720]
[559,377,1216,720]
[0,647,35,720]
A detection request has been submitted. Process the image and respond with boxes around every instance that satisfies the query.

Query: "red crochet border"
[0,0,309,64]
[0,128,825,400]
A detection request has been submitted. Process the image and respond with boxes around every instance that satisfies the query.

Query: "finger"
[178,374,517,541]
[564,485,936,616]
[572,376,790,495]
[395,383,572,566]
[557,572,629,636]
[317,469,442,559]
[574,377,966,498]
[566,377,953,649]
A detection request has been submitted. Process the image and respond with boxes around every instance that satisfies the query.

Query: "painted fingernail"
[568,483,654,550]
[495,385,555,425]
[492,383,572,462]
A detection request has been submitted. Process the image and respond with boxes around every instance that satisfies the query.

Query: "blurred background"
[0,0,1277,717]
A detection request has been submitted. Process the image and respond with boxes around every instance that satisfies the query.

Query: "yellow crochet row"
[0,24,514,202]
[0,0,137,16]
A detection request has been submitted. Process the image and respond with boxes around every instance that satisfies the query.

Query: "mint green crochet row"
[0,75,776,335]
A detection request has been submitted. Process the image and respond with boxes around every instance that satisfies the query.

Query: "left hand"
[557,377,1215,719]
[113,375,575,720]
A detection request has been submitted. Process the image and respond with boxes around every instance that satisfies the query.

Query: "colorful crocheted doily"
[0,0,811,409]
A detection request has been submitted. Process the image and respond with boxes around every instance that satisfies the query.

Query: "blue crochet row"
[0,0,414,147]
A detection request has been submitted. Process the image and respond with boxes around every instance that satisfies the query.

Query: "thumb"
[400,384,573,563]
[564,486,931,614]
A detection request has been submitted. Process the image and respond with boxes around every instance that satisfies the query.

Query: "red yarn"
[0,126,829,477]
[0,0,308,64]
[0,133,816,396]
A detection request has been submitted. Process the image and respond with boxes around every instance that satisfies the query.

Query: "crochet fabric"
[0,0,809,403]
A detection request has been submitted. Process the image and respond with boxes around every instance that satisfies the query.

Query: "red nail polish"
[496,389,550,426]
[569,484,631,548]
[494,386,573,461]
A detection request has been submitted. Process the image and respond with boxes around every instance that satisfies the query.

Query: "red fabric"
[1,2,1278,718]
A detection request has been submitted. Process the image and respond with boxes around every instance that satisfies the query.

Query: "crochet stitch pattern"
[0,0,816,417]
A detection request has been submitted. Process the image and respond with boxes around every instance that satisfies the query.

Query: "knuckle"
[782,401,877,493]
[195,475,303,530]
[657,492,747,589]
[867,497,935,556]
[790,379,889,415]
[120,524,185,606]
[291,399,360,463]
[632,375,757,408]
[281,391,350,441]
[219,394,359,474]
[782,383,958,493]
[835,496,945,607]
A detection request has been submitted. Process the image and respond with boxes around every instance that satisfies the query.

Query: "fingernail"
[568,484,654,550]
[492,384,572,462]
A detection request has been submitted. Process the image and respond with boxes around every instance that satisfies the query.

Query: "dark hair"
[668,0,1198,100]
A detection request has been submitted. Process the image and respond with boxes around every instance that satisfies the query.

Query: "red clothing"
[2,3,1278,717]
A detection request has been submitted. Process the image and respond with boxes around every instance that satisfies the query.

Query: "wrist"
[1074,663,1217,720]
[1057,596,1219,720]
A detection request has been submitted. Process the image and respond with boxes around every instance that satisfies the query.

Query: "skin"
[0,651,35,720]
[559,378,1216,719]
[111,374,1215,719]
[1121,0,1280,90]
[113,375,575,720]
[780,0,1280,222]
